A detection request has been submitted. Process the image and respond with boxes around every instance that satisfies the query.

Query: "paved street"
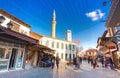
[0,62,120,78]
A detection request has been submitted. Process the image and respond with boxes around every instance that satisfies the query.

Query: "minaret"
[66,30,72,41]
[51,10,56,38]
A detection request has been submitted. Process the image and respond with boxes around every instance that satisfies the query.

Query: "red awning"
[0,26,38,44]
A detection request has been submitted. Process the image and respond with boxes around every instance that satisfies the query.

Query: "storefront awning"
[0,26,38,44]
[33,44,55,54]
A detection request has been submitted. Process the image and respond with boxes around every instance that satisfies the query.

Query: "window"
[57,42,59,48]
[65,53,67,60]
[69,54,71,59]
[66,44,67,50]
[0,48,11,70]
[16,49,24,68]
[0,16,5,24]
[51,41,54,48]
[73,54,75,59]
[56,53,59,57]
[69,44,71,50]
[72,45,75,50]
[61,43,64,49]
[46,40,49,47]
[61,53,63,59]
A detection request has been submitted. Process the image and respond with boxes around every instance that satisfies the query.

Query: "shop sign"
[108,46,116,49]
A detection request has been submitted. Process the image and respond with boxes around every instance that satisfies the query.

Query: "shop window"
[26,51,35,63]
[0,16,5,24]
[0,48,11,70]
[16,49,24,68]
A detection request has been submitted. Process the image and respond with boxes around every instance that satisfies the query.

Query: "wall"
[39,37,77,60]
[0,14,30,36]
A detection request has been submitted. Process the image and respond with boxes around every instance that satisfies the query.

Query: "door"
[9,48,18,69]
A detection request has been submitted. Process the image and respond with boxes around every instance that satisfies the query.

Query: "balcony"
[106,0,120,27]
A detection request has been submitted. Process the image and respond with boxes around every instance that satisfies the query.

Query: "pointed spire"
[53,9,56,16]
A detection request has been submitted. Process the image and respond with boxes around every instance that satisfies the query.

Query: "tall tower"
[51,10,56,38]
[66,30,72,41]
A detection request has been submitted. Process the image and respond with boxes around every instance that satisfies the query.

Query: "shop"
[0,41,25,70]
[25,44,55,68]
[0,26,38,71]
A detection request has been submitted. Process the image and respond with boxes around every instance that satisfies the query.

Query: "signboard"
[108,46,116,49]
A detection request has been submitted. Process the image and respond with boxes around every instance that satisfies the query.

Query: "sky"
[0,0,111,50]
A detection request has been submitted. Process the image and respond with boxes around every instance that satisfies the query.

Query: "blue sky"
[0,0,111,50]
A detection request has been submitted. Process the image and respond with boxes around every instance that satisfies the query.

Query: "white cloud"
[85,9,105,21]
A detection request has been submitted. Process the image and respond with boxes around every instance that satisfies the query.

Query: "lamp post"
[0,16,5,24]
[7,22,13,29]
[103,0,112,6]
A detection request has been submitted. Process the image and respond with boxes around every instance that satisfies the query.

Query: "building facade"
[39,36,77,61]
[0,9,30,36]
[38,10,77,61]
[97,0,120,69]
[0,9,55,71]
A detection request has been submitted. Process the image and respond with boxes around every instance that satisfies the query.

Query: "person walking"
[80,57,82,65]
[92,57,97,69]
[101,57,104,67]
[51,56,55,69]
[109,57,114,70]
[56,56,60,69]
[76,56,80,69]
[73,57,77,68]
[90,57,93,67]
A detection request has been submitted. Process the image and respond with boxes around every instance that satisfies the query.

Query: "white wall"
[19,25,30,36]
[39,37,77,61]
[0,14,30,36]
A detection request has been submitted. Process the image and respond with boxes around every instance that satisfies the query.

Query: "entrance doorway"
[9,48,18,69]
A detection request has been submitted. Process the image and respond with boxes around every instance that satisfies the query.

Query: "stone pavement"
[0,61,120,78]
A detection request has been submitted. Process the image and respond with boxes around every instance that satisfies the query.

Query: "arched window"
[0,16,5,24]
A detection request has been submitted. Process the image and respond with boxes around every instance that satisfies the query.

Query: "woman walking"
[51,56,55,69]
[92,57,97,69]
[56,56,60,69]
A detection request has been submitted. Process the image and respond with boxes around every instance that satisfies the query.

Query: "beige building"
[97,0,120,69]
[0,9,54,71]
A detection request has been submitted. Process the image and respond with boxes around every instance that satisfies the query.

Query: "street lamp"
[103,0,111,6]
[0,16,5,24]
[7,21,13,29]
